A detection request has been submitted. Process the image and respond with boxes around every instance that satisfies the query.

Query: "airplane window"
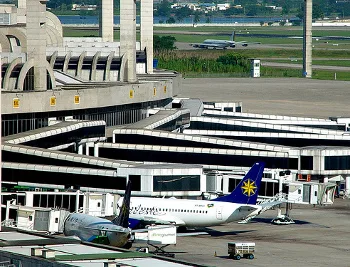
[206,211,208,213]
[97,202,101,208]
[166,209,168,212]
[181,209,183,212]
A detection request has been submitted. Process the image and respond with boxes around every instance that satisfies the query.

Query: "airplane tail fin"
[112,180,131,228]
[230,31,236,42]
[212,162,265,205]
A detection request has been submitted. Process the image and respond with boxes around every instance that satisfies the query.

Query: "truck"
[228,242,255,260]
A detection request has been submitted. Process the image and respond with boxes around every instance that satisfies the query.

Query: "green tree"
[155,0,172,17]
[246,5,258,16]
[297,3,325,20]
[175,7,193,22]
[313,4,324,19]
[223,7,244,16]
[154,35,177,51]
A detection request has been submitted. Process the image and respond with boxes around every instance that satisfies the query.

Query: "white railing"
[239,193,288,224]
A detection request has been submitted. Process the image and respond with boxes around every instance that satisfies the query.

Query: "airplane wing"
[176,232,208,237]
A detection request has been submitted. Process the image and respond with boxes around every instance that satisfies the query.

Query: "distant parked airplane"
[190,31,260,49]
[119,162,265,229]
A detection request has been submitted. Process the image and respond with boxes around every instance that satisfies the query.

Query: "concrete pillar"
[99,0,114,42]
[94,143,99,157]
[6,201,11,221]
[141,0,154,74]
[26,0,47,90]
[120,0,137,82]
[75,191,80,212]
[78,144,83,155]
[17,0,27,24]
[303,0,312,78]
[346,177,350,197]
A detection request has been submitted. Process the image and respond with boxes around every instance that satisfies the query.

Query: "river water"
[58,15,296,25]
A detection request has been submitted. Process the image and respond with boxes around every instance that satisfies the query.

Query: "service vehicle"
[228,242,255,260]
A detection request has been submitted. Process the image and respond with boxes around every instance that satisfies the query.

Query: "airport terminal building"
[1,1,350,203]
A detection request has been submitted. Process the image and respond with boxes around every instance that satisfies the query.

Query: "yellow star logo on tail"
[241,179,257,197]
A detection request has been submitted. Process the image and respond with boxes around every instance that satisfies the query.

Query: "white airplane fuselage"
[64,213,131,247]
[123,197,260,227]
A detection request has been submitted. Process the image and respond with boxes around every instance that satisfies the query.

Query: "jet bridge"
[205,169,335,206]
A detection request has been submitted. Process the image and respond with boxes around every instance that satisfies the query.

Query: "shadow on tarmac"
[205,229,255,237]
[252,217,310,225]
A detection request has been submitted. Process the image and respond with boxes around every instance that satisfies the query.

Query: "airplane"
[64,180,135,248]
[190,31,260,49]
[119,162,265,229]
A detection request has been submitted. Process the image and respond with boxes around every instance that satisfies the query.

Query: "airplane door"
[216,206,223,220]
[303,184,311,203]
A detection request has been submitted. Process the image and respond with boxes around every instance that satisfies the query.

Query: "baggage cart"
[228,242,255,260]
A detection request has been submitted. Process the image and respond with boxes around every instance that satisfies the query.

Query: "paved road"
[178,78,350,119]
